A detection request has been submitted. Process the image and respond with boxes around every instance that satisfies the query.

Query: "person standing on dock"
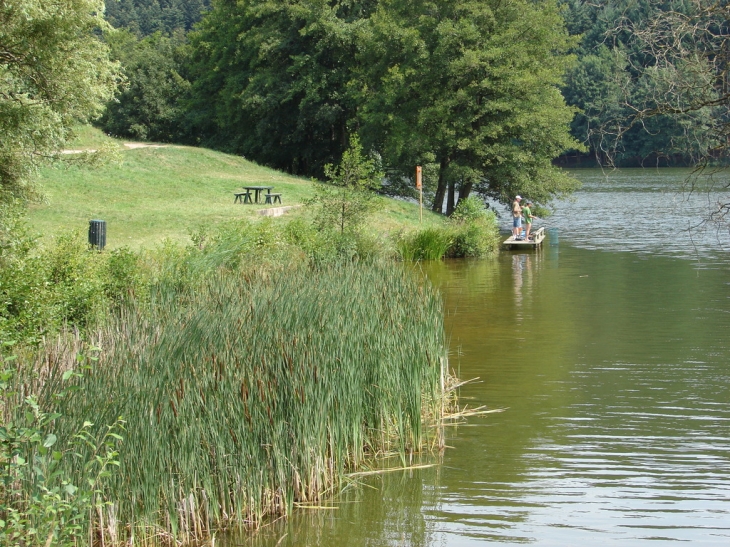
[512,195,523,239]
[523,201,536,239]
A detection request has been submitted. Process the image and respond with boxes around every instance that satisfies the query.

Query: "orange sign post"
[416,166,423,223]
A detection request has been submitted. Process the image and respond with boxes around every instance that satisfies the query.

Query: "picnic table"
[244,185,273,204]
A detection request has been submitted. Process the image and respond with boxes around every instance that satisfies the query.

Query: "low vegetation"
[1,210,454,545]
[1,130,500,545]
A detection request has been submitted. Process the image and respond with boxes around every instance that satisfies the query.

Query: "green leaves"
[0,364,124,546]
[308,135,383,239]
[356,0,582,212]
[0,0,121,207]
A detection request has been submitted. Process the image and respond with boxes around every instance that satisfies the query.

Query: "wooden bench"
[234,191,252,204]
[264,193,282,205]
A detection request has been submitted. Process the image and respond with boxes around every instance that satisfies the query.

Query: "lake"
[226,168,730,546]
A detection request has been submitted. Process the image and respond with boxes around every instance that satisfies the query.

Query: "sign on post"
[416,166,423,223]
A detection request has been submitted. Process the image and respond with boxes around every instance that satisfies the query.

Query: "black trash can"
[88,219,106,250]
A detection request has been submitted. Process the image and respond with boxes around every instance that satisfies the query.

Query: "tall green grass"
[48,260,445,544]
[395,197,500,261]
[395,228,453,261]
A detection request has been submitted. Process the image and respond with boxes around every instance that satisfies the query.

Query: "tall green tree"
[99,29,191,142]
[187,0,367,175]
[0,0,121,207]
[357,0,582,214]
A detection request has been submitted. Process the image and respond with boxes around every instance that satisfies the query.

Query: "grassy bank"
[28,128,446,249]
[1,128,492,546]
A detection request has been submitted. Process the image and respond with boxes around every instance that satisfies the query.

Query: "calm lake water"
[227,168,730,546]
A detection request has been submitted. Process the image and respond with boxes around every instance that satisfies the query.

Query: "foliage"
[104,0,211,36]
[0,359,123,547]
[447,197,499,258]
[355,0,582,214]
[0,0,121,207]
[49,256,445,543]
[611,0,730,225]
[0,229,143,347]
[396,197,499,260]
[187,0,364,174]
[99,30,192,142]
[559,0,714,166]
[307,136,384,254]
[185,0,580,216]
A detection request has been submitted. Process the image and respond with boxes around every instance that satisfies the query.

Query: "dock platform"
[503,227,546,250]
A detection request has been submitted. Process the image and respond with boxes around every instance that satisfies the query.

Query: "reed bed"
[48,260,446,545]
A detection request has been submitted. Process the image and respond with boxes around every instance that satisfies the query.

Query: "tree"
[104,0,211,36]
[598,0,730,224]
[187,0,366,175]
[559,0,712,166]
[0,0,121,207]
[187,0,582,213]
[308,135,383,237]
[99,29,191,142]
[356,0,583,214]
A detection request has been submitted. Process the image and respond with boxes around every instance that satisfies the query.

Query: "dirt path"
[61,143,169,154]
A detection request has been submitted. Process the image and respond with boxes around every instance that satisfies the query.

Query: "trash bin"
[88,220,106,250]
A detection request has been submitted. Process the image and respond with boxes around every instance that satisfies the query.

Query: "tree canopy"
[0,0,121,207]
[559,0,713,166]
[185,0,581,213]
[357,0,582,213]
[104,0,211,35]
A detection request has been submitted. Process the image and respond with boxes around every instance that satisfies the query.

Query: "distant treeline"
[99,0,706,211]
[104,0,211,35]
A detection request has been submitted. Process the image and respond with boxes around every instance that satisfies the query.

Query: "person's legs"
[513,216,522,238]
[525,221,532,238]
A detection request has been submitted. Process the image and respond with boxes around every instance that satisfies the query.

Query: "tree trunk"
[446,178,456,216]
[457,181,473,206]
[431,156,450,213]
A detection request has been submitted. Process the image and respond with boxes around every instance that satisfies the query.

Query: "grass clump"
[395,228,453,261]
[395,197,500,261]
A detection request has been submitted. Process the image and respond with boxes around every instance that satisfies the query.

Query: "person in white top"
[512,196,523,239]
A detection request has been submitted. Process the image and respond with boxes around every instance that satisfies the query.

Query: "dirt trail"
[61,143,169,154]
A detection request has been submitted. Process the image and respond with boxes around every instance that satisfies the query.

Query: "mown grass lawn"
[27,128,445,249]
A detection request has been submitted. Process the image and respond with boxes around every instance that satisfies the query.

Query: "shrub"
[0,228,145,346]
[447,197,499,258]
[0,358,123,547]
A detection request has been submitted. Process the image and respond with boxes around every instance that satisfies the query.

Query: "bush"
[447,197,499,258]
[0,228,144,346]
[0,358,123,547]
[394,197,499,261]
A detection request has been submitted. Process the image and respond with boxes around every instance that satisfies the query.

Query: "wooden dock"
[502,226,546,250]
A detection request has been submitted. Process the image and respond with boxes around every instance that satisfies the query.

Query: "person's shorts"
[513,216,522,228]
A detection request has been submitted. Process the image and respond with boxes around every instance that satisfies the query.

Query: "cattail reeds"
[48,259,446,545]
